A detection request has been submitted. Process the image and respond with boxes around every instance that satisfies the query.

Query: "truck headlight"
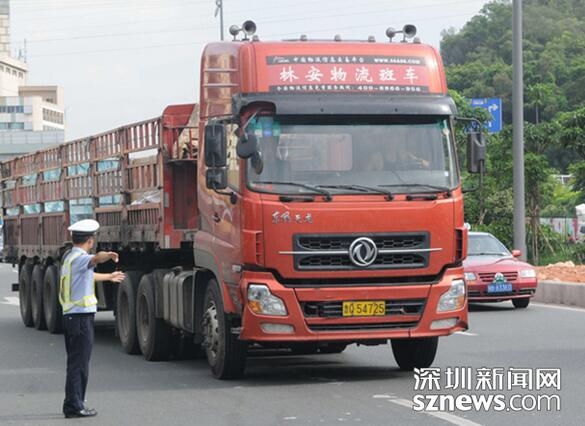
[247,284,287,316]
[437,279,466,312]
[519,269,536,278]
[464,272,477,282]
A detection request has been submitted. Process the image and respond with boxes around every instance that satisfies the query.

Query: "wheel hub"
[203,301,220,363]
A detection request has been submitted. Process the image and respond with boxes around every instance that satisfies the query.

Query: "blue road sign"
[470,98,503,133]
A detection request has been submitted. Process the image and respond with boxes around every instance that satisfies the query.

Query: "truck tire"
[116,271,143,355]
[43,265,62,334]
[512,298,530,309]
[31,264,47,330]
[391,337,438,371]
[19,262,34,327]
[136,273,172,361]
[203,279,247,379]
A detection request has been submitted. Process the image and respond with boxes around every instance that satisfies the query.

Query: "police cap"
[68,219,100,236]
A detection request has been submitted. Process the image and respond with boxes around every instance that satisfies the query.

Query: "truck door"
[210,125,242,307]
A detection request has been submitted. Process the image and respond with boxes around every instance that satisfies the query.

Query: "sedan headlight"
[464,272,477,281]
[247,284,287,316]
[438,279,466,312]
[519,269,536,278]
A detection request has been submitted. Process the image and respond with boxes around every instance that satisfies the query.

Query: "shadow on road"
[468,302,516,312]
[91,319,409,387]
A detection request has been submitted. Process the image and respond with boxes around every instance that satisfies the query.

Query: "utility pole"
[214,0,224,41]
[513,0,527,258]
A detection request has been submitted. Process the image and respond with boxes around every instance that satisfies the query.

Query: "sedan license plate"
[342,301,385,317]
[487,283,513,293]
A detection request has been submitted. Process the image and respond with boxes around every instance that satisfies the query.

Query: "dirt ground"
[535,262,585,283]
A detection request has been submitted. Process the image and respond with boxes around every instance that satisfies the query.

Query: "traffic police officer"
[60,219,125,418]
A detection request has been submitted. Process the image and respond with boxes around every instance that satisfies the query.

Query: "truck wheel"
[19,262,34,327]
[116,271,143,354]
[31,264,47,330]
[512,298,530,309]
[203,279,247,379]
[136,273,171,361]
[391,337,438,371]
[43,265,62,334]
[319,343,347,354]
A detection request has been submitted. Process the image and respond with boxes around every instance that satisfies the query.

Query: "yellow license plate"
[342,301,386,317]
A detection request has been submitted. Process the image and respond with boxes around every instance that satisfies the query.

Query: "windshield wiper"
[379,183,452,197]
[316,184,394,201]
[252,181,333,201]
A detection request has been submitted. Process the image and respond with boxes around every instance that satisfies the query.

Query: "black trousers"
[63,313,95,414]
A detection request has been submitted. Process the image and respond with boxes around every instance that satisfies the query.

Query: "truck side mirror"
[205,168,228,190]
[467,132,486,174]
[236,132,258,159]
[204,124,227,167]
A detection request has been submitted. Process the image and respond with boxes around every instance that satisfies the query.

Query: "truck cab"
[195,25,470,378]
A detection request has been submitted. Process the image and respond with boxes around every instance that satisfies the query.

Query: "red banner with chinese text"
[266,55,431,93]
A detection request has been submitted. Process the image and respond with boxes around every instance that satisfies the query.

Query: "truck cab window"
[248,118,458,196]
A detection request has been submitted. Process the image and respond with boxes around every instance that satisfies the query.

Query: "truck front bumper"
[239,268,468,343]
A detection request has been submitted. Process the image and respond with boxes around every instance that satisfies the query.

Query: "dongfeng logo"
[349,237,378,267]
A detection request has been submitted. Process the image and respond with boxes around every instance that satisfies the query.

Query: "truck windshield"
[247,117,459,196]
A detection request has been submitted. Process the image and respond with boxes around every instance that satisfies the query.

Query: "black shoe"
[64,408,98,418]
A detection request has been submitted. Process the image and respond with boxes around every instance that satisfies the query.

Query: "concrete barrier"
[533,280,585,309]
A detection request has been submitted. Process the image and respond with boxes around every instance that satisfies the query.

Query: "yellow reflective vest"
[59,252,98,313]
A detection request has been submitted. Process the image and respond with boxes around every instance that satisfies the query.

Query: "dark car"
[464,231,538,308]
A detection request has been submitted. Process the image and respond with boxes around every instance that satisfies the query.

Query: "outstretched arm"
[94,271,126,283]
[90,251,119,267]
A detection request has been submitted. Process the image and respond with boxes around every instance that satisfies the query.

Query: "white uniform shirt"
[62,247,96,314]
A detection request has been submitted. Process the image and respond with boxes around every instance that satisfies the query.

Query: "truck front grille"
[292,232,430,271]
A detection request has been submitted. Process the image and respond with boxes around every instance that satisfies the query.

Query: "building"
[0,0,65,161]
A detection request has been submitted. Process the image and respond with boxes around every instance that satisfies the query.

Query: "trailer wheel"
[43,265,62,334]
[116,271,143,355]
[136,273,171,361]
[203,279,247,379]
[31,264,47,330]
[391,337,438,371]
[19,262,34,327]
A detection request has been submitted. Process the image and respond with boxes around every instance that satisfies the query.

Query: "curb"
[533,280,585,309]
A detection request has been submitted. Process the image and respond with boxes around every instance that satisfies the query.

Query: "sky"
[10,0,489,140]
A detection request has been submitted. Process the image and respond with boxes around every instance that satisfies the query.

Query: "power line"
[18,0,485,45]
[26,11,482,58]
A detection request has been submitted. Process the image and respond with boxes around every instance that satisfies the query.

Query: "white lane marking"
[2,297,19,306]
[388,398,483,426]
[532,302,585,313]
[456,331,478,336]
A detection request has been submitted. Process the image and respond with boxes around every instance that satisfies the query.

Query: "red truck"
[3,23,483,379]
